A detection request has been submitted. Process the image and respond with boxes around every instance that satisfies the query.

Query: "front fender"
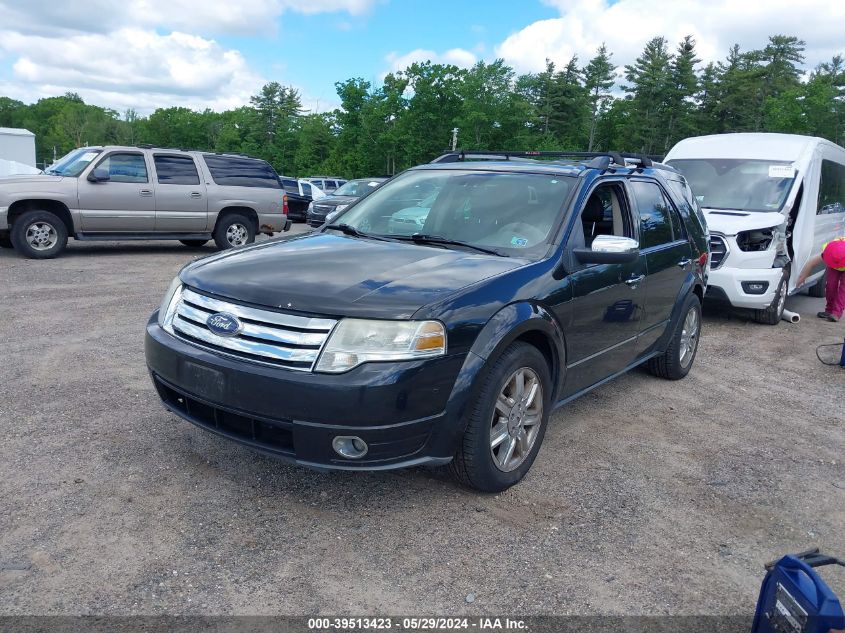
[429,303,566,458]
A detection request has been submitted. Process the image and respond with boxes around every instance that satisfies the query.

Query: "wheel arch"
[8,199,74,235]
[214,206,258,232]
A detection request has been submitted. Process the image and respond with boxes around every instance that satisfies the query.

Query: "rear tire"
[647,293,702,380]
[213,213,255,250]
[754,269,788,325]
[10,210,68,259]
[450,342,552,492]
[180,239,208,248]
[808,271,826,298]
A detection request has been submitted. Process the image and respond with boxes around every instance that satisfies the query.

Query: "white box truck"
[0,127,38,176]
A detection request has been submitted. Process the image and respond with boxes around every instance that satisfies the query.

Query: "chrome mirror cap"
[592,235,639,253]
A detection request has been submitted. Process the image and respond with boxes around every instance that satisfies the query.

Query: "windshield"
[666,158,796,212]
[334,179,383,197]
[45,148,102,177]
[330,169,575,258]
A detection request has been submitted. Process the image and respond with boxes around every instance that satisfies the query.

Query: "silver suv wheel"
[490,367,544,472]
[25,221,59,251]
[226,223,249,247]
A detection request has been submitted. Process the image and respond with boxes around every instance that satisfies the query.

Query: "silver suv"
[0,146,291,258]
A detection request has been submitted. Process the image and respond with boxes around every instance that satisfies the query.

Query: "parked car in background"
[307,177,387,227]
[279,177,326,221]
[387,192,439,235]
[301,176,347,194]
[146,150,708,492]
[665,133,845,324]
[0,146,291,258]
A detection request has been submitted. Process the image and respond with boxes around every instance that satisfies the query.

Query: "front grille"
[313,204,333,215]
[154,375,294,455]
[171,288,337,371]
[709,234,728,269]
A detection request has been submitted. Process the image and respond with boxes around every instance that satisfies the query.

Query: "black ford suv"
[145,151,709,492]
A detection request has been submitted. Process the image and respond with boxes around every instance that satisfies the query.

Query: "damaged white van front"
[665,133,845,324]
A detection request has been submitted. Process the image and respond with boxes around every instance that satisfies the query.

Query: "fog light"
[741,281,769,295]
[332,436,368,459]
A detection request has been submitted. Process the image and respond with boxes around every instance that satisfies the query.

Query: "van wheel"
[10,210,68,259]
[0,232,12,248]
[214,214,255,249]
[754,270,788,325]
[647,293,701,380]
[450,342,551,492]
[808,271,826,298]
[180,239,208,248]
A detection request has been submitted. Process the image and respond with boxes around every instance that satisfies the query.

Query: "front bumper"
[145,316,466,470]
[706,266,784,309]
[0,206,8,231]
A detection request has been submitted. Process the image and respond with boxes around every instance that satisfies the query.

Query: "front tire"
[450,342,552,492]
[213,213,255,250]
[647,293,702,380]
[754,269,788,325]
[10,210,68,259]
[808,271,826,298]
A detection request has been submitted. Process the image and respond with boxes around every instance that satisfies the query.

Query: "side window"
[153,155,200,185]
[818,159,845,215]
[281,178,298,193]
[631,180,674,249]
[201,155,281,188]
[579,183,633,247]
[301,183,312,197]
[97,153,148,183]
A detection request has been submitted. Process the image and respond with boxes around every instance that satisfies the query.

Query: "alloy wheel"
[226,223,249,247]
[490,367,544,472]
[25,222,58,251]
[679,307,700,368]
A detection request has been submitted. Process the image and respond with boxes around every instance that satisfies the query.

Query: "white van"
[664,133,845,324]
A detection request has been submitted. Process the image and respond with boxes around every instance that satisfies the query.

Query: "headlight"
[315,319,446,373]
[325,209,342,224]
[736,228,774,252]
[157,276,183,333]
[335,204,348,213]
[307,201,314,212]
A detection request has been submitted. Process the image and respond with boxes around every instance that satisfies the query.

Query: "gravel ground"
[1,227,843,616]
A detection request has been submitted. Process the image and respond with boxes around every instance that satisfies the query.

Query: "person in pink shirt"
[797,237,845,322]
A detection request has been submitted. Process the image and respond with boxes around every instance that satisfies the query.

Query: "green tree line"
[0,34,842,177]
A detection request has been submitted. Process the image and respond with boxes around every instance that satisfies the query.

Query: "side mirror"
[87,168,110,183]
[573,235,640,264]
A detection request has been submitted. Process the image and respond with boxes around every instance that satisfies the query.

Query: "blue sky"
[0,0,841,115]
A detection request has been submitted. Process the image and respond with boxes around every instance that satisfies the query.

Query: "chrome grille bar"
[171,287,337,371]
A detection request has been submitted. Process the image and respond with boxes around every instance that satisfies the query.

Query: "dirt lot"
[1,227,843,616]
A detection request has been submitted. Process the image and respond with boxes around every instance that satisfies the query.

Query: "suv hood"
[703,208,784,235]
[0,174,62,185]
[315,195,357,207]
[180,233,525,319]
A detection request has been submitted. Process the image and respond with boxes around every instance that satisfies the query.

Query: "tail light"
[698,252,708,267]
[282,194,289,215]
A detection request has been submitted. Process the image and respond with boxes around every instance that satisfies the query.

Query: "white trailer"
[0,127,37,167]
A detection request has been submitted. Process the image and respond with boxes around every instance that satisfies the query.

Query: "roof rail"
[431,150,658,169]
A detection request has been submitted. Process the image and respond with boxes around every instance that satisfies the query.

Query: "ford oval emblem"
[206,312,242,337]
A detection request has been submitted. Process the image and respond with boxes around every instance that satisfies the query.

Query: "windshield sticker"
[368,181,379,187]
[511,236,528,247]
[768,165,795,179]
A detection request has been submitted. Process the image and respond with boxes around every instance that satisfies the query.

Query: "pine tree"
[583,44,615,151]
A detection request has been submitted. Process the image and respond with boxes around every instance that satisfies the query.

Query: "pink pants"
[827,267,845,318]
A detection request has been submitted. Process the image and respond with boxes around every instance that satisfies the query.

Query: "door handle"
[190,192,202,198]
[139,189,153,197]
[677,258,692,268]
[625,274,645,287]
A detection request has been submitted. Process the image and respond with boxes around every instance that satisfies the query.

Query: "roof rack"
[431,150,657,170]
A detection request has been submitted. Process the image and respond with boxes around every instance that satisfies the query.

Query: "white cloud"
[0,28,264,113]
[0,0,378,37]
[496,0,845,75]
[384,48,478,74]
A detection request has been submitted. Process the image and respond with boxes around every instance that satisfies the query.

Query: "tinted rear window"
[154,155,200,185]
[202,155,281,188]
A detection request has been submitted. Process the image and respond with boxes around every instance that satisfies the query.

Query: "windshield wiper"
[404,233,505,257]
[324,223,392,242]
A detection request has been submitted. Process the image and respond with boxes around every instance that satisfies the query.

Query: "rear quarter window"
[202,155,281,188]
